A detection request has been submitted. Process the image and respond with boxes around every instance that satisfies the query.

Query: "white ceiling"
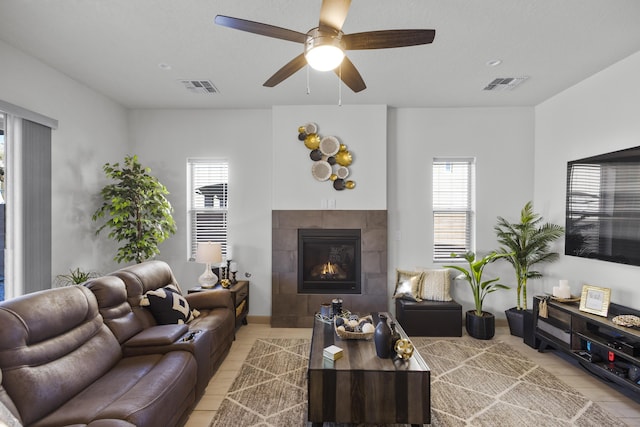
[1,0,640,109]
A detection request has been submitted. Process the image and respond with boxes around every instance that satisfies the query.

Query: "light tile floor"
[185,324,640,427]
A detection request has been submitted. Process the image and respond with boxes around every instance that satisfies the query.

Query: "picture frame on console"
[579,285,611,317]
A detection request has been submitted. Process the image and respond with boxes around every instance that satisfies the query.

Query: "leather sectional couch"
[0,260,235,426]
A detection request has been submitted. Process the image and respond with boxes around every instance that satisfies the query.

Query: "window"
[432,157,475,261]
[187,159,229,259]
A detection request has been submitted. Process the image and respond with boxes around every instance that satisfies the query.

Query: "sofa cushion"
[30,352,197,427]
[0,286,122,426]
[141,285,200,325]
[85,275,146,344]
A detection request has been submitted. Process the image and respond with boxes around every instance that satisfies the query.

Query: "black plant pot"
[505,307,525,338]
[505,307,538,348]
[465,310,495,340]
[522,309,537,348]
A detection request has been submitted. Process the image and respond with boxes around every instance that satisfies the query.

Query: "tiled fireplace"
[272,210,387,327]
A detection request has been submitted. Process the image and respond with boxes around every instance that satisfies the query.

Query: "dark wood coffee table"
[308,312,430,426]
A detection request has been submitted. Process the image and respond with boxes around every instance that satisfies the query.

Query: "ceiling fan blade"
[343,29,436,50]
[215,15,307,43]
[334,56,366,93]
[318,0,351,31]
[263,54,308,87]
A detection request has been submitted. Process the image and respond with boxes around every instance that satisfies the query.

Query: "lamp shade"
[195,242,222,264]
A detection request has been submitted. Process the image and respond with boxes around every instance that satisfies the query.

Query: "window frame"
[187,158,229,260]
[432,157,476,262]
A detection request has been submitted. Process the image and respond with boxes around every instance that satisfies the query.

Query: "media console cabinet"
[533,296,640,396]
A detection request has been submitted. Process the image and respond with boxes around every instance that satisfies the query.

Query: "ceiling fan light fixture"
[304,28,345,71]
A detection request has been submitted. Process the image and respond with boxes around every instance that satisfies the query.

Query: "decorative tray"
[545,293,581,303]
[612,314,640,328]
[334,314,375,340]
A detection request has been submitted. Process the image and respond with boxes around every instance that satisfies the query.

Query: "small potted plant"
[494,201,564,340]
[446,251,511,340]
[54,268,100,287]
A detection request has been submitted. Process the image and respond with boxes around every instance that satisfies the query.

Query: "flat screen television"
[565,146,640,266]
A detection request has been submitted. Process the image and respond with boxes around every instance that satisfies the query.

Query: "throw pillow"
[416,268,452,301]
[392,269,424,302]
[141,285,200,325]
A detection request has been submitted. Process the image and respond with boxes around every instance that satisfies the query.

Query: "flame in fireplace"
[310,261,347,280]
[322,262,337,275]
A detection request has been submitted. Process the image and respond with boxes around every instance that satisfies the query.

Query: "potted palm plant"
[93,155,177,264]
[494,201,564,340]
[446,251,511,340]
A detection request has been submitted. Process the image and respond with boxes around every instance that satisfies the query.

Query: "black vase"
[374,314,392,358]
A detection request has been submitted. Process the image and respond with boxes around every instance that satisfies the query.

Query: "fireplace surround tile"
[272,210,387,327]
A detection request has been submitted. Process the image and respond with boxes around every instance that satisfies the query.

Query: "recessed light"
[158,63,172,70]
[486,59,502,67]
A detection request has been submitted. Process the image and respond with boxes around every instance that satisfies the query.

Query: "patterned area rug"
[210,337,626,426]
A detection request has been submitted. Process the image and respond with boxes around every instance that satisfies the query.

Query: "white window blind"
[188,159,229,259]
[432,158,475,261]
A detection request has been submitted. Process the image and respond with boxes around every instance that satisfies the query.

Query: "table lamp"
[195,242,222,288]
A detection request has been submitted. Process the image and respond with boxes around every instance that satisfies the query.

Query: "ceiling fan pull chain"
[306,65,311,95]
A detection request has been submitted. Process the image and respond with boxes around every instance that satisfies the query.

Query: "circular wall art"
[297,123,356,191]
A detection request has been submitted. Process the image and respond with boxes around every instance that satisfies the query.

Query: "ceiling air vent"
[180,80,219,94]
[483,77,529,91]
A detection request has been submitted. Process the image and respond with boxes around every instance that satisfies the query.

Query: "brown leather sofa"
[0,260,236,427]
[86,260,235,397]
[0,285,197,427]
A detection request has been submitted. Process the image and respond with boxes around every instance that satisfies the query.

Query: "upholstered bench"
[395,298,463,336]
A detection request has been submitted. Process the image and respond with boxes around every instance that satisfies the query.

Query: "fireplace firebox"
[298,228,361,294]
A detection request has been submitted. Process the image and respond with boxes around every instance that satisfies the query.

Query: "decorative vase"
[465,310,495,340]
[374,314,392,358]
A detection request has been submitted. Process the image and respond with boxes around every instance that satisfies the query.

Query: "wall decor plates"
[304,122,318,134]
[311,161,332,181]
[336,166,349,179]
[319,136,340,156]
[335,150,353,166]
[309,149,323,161]
[304,133,320,150]
[296,123,356,190]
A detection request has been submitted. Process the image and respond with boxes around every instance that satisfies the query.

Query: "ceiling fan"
[214,0,436,93]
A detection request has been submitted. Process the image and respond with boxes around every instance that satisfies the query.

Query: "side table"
[188,280,249,330]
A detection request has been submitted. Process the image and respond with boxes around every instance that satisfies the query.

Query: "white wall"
[535,51,640,308]
[128,109,273,315]
[130,106,535,319]
[0,39,129,283]
[272,105,387,210]
[388,107,535,316]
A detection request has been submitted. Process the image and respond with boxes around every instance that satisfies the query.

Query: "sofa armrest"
[185,289,233,311]
[122,326,211,359]
[124,324,189,347]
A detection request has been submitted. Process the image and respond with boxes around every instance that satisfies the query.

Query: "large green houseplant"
[93,155,177,264]
[494,201,564,339]
[446,251,511,339]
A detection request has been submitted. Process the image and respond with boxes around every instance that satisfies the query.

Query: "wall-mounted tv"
[565,146,640,266]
